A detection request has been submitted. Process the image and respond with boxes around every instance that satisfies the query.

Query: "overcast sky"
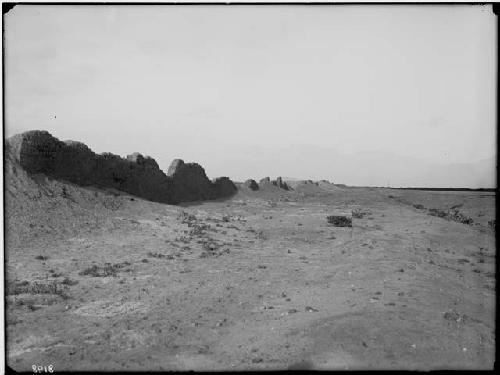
[4,5,497,186]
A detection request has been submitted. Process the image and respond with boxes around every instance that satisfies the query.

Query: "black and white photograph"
[1,1,497,371]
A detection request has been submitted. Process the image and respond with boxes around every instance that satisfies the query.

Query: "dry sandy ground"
[4,169,496,371]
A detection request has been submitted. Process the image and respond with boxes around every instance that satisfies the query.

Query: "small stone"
[305,306,319,312]
[443,310,461,322]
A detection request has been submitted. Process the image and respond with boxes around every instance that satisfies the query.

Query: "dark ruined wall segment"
[6,130,236,205]
[212,177,238,198]
[167,159,214,203]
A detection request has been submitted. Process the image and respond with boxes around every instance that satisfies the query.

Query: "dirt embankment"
[6,130,236,205]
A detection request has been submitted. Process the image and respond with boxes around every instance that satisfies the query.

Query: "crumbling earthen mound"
[258,176,291,191]
[212,177,238,198]
[272,177,291,191]
[259,177,271,185]
[243,179,259,191]
[6,130,237,205]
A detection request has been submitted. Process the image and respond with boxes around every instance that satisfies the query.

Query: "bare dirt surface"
[5,165,496,371]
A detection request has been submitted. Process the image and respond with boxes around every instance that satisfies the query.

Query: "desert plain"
[4,140,496,371]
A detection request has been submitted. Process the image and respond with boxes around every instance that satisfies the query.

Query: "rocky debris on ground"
[443,309,475,324]
[6,130,236,205]
[428,208,474,225]
[8,280,70,298]
[389,194,481,227]
[352,208,371,219]
[78,262,132,277]
[327,215,353,227]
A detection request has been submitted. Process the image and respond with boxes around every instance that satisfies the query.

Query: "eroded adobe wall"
[6,130,236,204]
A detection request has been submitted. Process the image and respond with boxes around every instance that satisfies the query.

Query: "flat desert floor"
[4,173,496,370]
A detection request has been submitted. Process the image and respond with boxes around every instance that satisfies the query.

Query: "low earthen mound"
[6,130,237,205]
[317,180,341,191]
[284,179,341,196]
[293,181,324,195]
[285,179,314,190]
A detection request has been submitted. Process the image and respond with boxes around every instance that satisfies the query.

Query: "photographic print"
[2,2,496,371]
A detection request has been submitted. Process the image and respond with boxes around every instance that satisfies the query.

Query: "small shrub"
[202,241,220,252]
[428,208,447,218]
[79,262,131,277]
[178,211,197,223]
[175,236,191,244]
[352,208,372,219]
[189,223,209,236]
[8,280,69,299]
[256,230,268,240]
[27,303,41,311]
[352,211,363,219]
[61,277,79,286]
[488,219,496,230]
[147,252,165,259]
